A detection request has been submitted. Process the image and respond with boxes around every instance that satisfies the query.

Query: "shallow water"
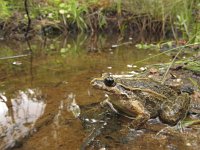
[0,34,199,150]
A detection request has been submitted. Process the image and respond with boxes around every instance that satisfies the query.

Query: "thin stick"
[24,0,31,39]
[0,54,30,60]
[161,48,183,84]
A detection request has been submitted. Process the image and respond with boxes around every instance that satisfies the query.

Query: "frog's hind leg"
[120,100,150,129]
[159,93,190,126]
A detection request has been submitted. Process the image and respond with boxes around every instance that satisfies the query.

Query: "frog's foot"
[120,124,132,135]
[128,112,150,129]
[155,122,184,138]
[119,123,145,140]
[155,126,172,137]
[119,114,149,135]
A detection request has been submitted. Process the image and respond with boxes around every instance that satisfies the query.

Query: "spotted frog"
[91,75,191,129]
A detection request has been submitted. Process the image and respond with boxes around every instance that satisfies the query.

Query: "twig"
[0,54,30,60]
[24,0,31,39]
[24,0,33,54]
[161,48,183,84]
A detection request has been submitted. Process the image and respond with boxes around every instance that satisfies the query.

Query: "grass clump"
[0,0,200,40]
[120,0,200,40]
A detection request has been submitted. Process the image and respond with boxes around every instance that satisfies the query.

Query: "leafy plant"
[58,0,88,31]
[0,0,11,20]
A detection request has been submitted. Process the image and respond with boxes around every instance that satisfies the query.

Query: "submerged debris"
[66,93,80,118]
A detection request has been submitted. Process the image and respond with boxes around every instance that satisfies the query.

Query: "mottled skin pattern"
[91,76,190,129]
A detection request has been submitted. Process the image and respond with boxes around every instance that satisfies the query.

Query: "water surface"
[0,35,199,150]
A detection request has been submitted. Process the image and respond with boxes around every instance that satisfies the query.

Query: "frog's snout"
[90,78,97,86]
[91,79,103,89]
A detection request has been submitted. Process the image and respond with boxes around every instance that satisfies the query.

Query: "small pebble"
[129,71,139,75]
[176,78,182,82]
[111,45,118,48]
[133,65,137,68]
[148,75,153,78]
[12,61,22,66]
[91,119,97,123]
[129,37,133,40]
[127,64,133,68]
[186,143,191,146]
[140,67,147,71]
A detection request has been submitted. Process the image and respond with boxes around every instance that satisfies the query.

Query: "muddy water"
[0,35,199,150]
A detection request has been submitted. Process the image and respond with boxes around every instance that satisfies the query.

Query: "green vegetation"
[184,60,200,73]
[0,0,11,19]
[0,0,200,41]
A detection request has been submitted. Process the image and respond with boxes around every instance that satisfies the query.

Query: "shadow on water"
[0,34,200,150]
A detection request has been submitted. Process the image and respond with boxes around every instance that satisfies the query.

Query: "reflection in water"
[0,89,46,149]
[45,93,81,148]
[66,93,80,118]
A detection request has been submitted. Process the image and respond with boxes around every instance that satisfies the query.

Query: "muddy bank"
[2,0,199,40]
[0,10,163,41]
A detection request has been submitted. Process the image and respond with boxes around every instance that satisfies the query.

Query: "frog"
[91,75,191,129]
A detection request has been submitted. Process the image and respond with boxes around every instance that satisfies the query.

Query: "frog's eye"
[104,77,116,87]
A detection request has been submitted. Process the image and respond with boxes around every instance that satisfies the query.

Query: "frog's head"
[91,76,129,96]
[91,76,116,89]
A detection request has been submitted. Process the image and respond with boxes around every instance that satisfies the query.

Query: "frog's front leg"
[101,98,119,114]
[119,100,150,129]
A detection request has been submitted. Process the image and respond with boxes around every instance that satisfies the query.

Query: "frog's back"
[117,78,177,99]
[116,78,179,118]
